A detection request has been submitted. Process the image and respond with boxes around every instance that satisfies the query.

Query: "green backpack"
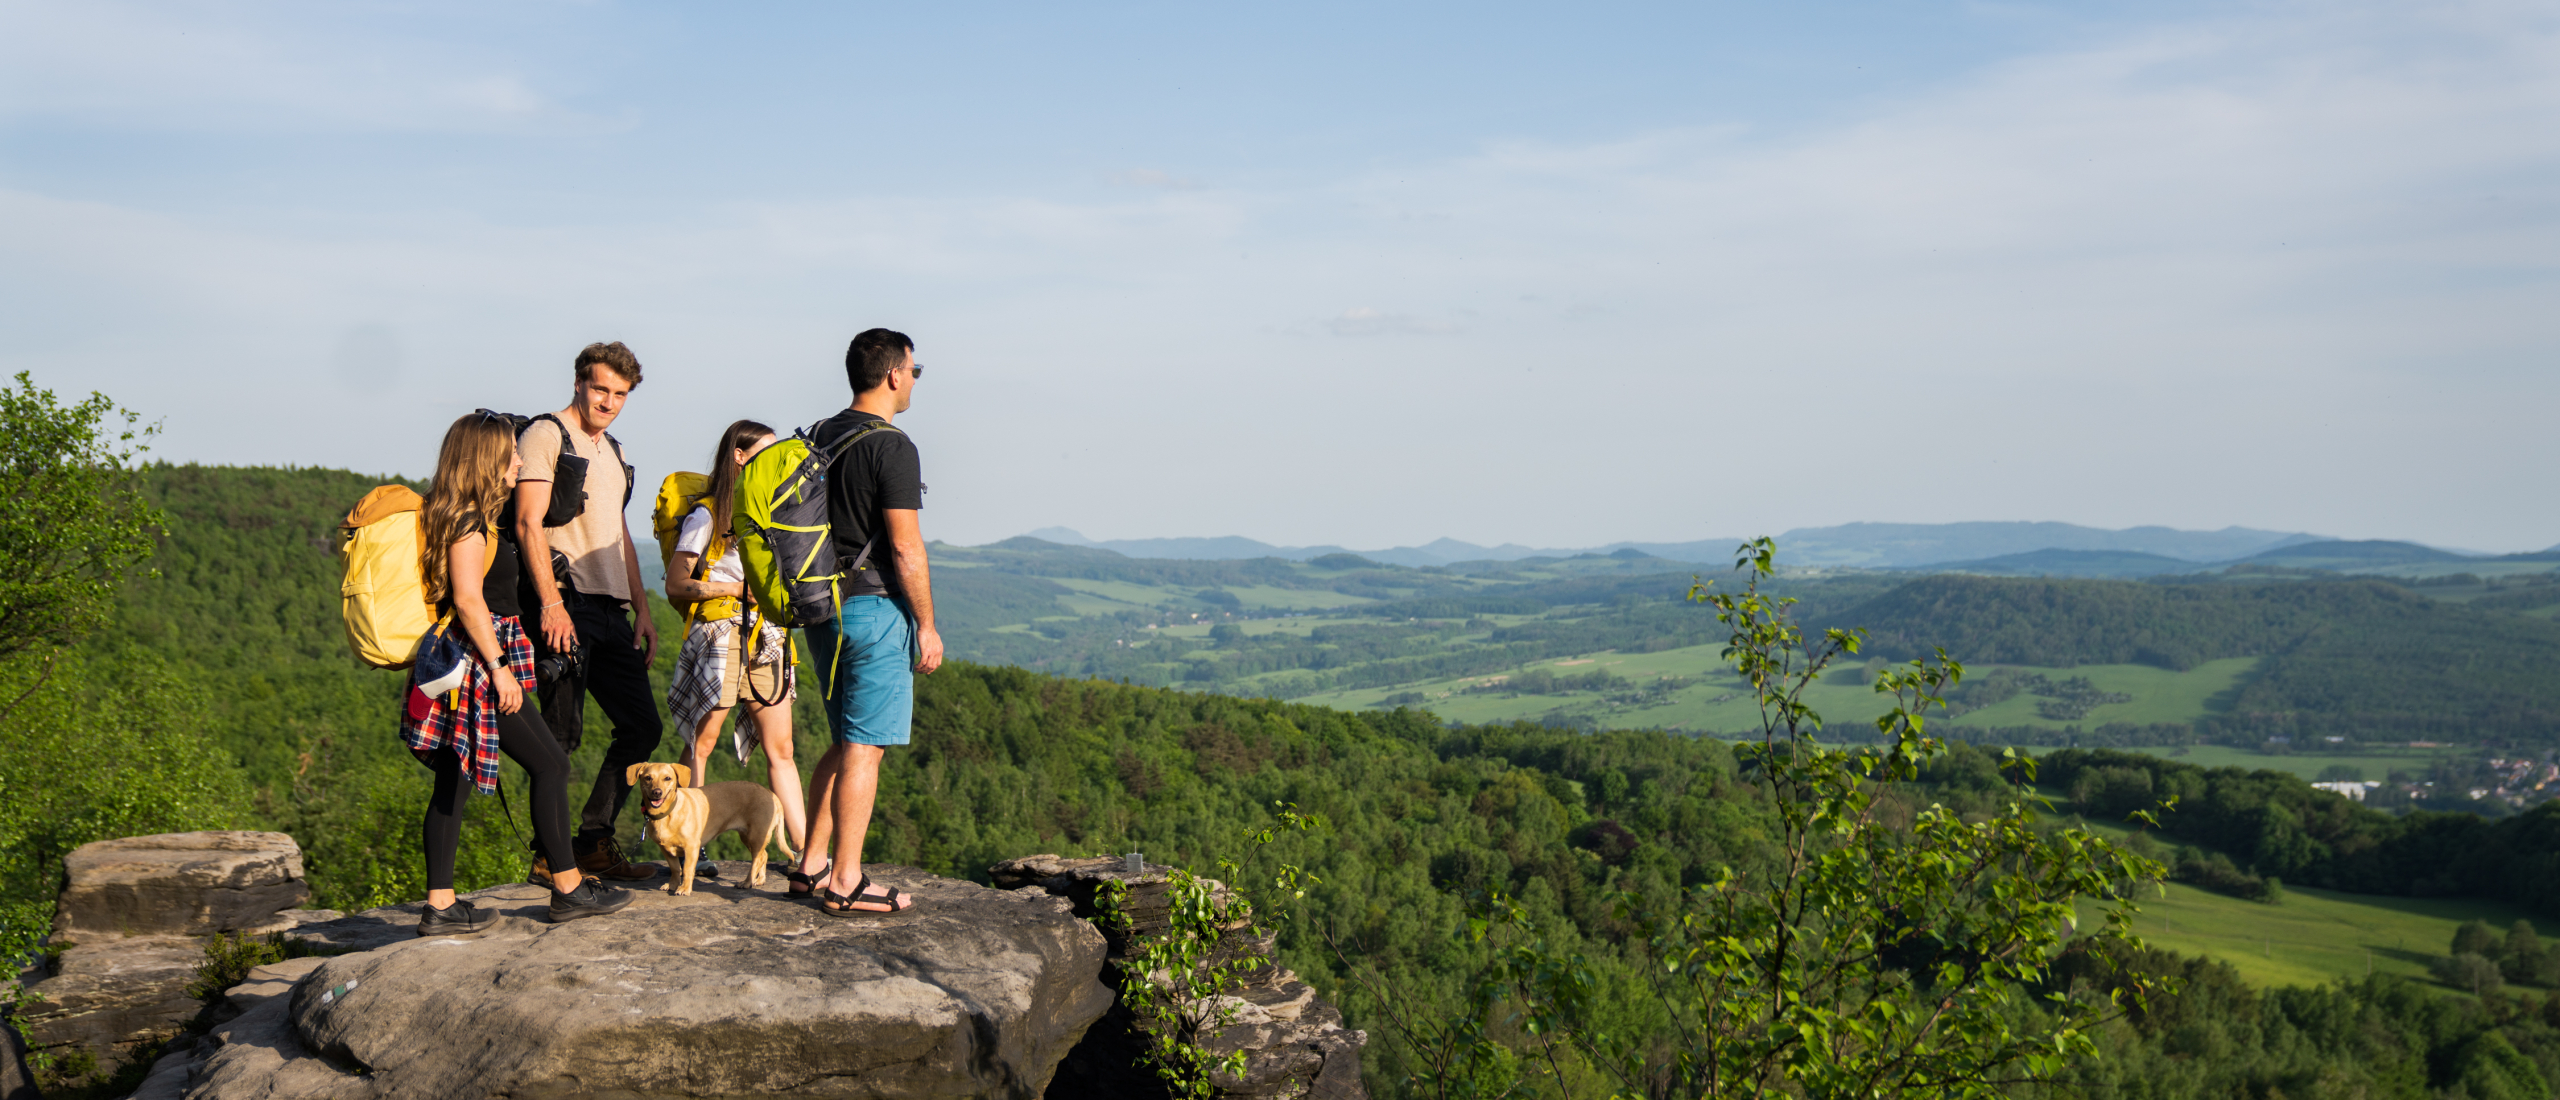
[732,420,904,628]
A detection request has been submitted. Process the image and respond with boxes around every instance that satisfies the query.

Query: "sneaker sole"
[548,898,634,923]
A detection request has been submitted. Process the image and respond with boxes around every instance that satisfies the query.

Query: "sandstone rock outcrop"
[165,864,1114,1099]
[38,834,1362,1098]
[991,854,1368,1099]
[52,831,310,943]
[18,831,319,1078]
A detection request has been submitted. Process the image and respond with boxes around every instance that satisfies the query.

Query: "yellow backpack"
[652,472,740,625]
[338,486,435,669]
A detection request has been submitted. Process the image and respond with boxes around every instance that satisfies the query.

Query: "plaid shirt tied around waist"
[401,614,535,794]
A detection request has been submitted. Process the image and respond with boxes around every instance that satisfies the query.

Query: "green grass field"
[1291,648,2279,737]
[1216,584,1377,611]
[2086,881,2539,992]
[1943,658,2259,729]
[1288,642,1901,732]
[2037,744,2466,782]
[1045,577,1169,614]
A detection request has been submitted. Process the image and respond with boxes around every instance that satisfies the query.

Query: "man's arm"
[882,509,940,673]
[514,479,578,652]
[622,512,656,665]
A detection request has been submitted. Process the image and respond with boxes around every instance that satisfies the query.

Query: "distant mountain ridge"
[1017,522,2332,569]
[1920,549,2207,579]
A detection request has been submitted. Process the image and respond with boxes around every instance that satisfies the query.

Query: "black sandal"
[817,874,917,918]
[785,862,832,899]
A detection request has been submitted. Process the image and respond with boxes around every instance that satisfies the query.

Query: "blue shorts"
[818,596,914,747]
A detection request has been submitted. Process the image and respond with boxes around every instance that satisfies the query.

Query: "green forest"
[9,428,2560,1095]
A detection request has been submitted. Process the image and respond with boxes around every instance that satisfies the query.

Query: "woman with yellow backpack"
[660,419,811,883]
[402,413,633,933]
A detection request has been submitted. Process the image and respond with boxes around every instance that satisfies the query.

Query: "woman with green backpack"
[403,412,634,934]
[663,419,811,876]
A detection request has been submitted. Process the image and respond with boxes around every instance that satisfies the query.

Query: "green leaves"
[0,372,164,667]
[1501,540,2170,1098]
[1098,803,1325,1099]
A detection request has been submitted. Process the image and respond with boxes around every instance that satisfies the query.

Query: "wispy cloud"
[2,0,2555,549]
[0,1,608,133]
[1320,308,1458,337]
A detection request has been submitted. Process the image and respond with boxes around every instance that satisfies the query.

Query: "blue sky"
[3,0,2555,551]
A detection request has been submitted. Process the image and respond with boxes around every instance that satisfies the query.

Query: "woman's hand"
[665,551,749,603]
[492,662,524,714]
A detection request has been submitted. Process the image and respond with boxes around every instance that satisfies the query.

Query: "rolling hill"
[2233,539,2475,570]
[1923,548,2207,578]
[1015,520,2334,570]
[1840,575,2560,744]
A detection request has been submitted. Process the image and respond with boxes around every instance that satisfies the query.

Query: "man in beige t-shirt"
[515,341,664,883]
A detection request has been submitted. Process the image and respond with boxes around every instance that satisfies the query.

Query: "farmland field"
[2087,881,2543,992]
[1940,658,2260,729]
[2029,743,2470,782]
[1285,642,1900,732]
[1291,649,2275,736]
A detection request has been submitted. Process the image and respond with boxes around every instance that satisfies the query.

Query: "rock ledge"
[159,864,1113,1099]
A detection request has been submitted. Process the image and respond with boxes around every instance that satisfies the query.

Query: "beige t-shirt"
[517,416,632,604]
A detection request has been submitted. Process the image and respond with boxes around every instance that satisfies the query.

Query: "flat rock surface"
[17,936,205,1060]
[54,830,310,942]
[188,863,1113,1100]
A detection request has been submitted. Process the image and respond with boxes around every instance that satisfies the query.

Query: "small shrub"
[186,932,341,999]
[2170,848,2283,904]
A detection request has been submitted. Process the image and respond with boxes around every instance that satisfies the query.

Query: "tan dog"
[625,763,796,896]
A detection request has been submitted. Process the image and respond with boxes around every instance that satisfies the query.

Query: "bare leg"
[750,701,808,851]
[800,743,841,878]
[823,744,905,910]
[686,706,731,788]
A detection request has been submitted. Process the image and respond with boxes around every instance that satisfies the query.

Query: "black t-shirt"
[439,515,523,617]
[807,409,924,598]
[482,530,522,618]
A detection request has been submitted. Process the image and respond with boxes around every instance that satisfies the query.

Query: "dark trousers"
[534,591,667,838]
[418,705,576,889]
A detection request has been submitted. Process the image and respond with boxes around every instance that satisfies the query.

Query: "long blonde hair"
[420,413,515,608]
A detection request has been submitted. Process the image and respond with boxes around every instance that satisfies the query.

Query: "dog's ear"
[625,763,648,786]
[675,764,692,788]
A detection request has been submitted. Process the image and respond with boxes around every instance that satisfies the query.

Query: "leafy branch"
[1494,538,2169,1099]
[1096,802,1324,1098]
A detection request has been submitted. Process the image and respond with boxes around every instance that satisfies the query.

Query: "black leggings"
[420,704,576,891]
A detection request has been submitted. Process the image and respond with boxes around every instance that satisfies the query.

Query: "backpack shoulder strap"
[814,418,901,461]
[819,420,903,576]
[603,431,634,506]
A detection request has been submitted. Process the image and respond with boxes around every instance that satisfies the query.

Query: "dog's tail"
[769,805,798,861]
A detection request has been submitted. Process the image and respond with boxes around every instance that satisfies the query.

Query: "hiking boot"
[690,855,721,880]
[548,879,634,924]
[526,852,555,889]
[417,898,498,937]
[575,834,662,881]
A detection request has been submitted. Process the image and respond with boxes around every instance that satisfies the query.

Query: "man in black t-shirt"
[793,327,943,917]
